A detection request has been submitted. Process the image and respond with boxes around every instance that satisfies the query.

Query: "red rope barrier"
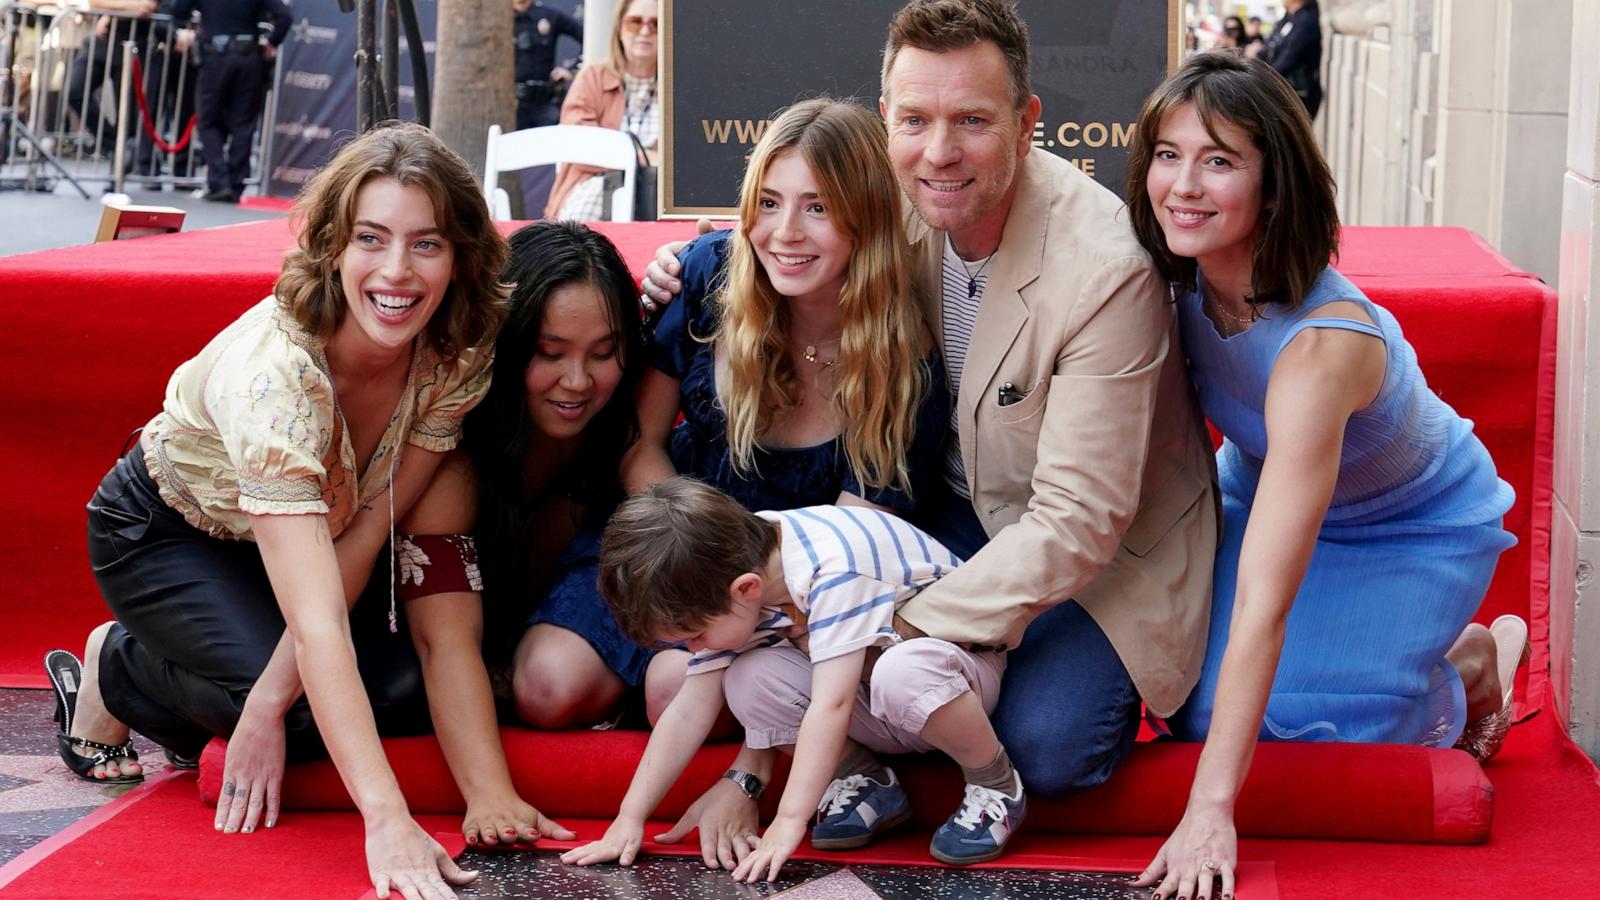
[129,56,196,154]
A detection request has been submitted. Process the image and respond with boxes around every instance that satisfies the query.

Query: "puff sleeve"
[205,345,337,517]
[409,345,493,452]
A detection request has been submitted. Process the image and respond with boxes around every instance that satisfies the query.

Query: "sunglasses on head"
[622,15,659,34]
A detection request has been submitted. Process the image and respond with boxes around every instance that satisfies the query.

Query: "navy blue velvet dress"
[532,231,950,685]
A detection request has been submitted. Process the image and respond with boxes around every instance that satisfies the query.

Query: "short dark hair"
[882,0,1031,111]
[598,478,778,646]
[276,121,508,358]
[1125,51,1339,309]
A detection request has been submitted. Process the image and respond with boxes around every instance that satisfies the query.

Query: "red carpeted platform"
[1,222,1591,895]
[0,219,700,689]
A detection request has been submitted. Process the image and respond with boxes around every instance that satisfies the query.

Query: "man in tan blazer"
[637,0,1219,860]
[878,0,1218,798]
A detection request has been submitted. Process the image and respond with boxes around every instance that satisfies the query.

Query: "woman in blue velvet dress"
[521,100,946,747]
[1123,53,1526,900]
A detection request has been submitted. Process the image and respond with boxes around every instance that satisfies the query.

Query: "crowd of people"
[43,2,1526,900]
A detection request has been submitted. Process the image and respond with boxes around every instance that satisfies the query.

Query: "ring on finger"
[222,781,236,796]
[1202,858,1219,871]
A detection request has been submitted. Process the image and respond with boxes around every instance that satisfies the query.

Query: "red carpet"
[195,727,1494,844]
[1,711,1594,898]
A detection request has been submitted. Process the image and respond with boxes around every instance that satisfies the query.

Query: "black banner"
[662,0,1178,215]
[266,0,440,199]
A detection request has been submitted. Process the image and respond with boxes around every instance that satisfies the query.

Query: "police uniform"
[514,2,582,130]
[171,0,291,200]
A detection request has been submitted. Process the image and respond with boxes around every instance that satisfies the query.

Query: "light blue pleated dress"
[1168,267,1516,747]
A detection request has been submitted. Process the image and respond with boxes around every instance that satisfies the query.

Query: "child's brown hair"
[598,478,778,646]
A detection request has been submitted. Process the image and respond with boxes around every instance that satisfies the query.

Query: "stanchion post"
[113,40,136,194]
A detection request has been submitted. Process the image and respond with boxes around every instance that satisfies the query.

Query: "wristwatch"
[722,768,765,801]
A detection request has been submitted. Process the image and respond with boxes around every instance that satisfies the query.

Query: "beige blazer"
[896,151,1219,717]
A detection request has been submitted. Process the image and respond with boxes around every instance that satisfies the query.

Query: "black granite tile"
[0,774,30,793]
[0,833,49,868]
[448,851,1158,900]
[454,850,852,899]
[856,865,1148,899]
[0,807,102,837]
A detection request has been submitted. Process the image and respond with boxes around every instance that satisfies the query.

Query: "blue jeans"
[993,601,1141,798]
[913,482,1142,798]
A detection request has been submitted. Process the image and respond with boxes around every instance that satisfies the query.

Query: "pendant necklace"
[960,252,995,299]
[801,336,841,367]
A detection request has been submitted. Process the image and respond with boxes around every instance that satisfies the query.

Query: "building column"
[1554,0,1600,759]
[584,0,617,66]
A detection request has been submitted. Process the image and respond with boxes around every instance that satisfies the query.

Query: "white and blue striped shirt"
[686,506,964,675]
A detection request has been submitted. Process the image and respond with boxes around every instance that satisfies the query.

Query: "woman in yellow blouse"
[45,123,557,898]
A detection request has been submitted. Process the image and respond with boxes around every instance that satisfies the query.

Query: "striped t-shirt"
[940,236,992,499]
[685,506,964,675]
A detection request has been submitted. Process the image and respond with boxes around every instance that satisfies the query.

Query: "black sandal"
[45,649,143,784]
[163,748,199,770]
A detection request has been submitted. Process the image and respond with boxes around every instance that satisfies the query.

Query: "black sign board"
[266,0,441,200]
[661,0,1179,216]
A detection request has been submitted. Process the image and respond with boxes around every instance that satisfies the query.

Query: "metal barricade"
[0,2,276,196]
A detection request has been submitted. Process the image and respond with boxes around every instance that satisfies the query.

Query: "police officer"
[171,0,290,202]
[513,0,582,130]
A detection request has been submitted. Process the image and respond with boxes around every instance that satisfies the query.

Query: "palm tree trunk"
[432,0,514,174]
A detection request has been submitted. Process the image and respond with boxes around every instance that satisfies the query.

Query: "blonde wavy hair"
[716,99,928,495]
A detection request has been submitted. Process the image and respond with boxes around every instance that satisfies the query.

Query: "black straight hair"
[462,220,645,657]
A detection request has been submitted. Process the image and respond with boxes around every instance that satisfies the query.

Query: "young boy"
[560,477,1025,881]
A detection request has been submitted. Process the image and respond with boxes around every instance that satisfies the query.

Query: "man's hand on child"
[559,819,644,867]
[732,816,807,883]
[462,795,575,847]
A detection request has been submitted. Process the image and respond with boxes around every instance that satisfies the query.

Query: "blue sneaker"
[810,769,912,850]
[929,773,1027,865]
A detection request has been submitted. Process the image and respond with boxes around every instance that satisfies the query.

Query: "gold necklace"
[800,336,841,367]
[1203,282,1256,333]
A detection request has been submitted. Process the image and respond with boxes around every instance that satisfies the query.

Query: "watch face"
[726,770,761,799]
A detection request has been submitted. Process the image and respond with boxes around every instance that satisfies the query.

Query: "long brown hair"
[1125,51,1339,308]
[716,98,928,495]
[275,121,508,358]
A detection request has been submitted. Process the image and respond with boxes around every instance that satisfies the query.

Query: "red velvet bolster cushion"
[197,728,1492,844]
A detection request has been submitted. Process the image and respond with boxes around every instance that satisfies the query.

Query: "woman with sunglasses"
[544,0,659,221]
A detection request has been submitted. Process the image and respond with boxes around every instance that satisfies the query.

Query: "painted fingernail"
[242,826,252,833]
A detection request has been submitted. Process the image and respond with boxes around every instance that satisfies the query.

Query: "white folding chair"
[483,123,639,221]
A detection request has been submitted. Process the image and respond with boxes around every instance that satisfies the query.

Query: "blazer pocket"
[993,379,1050,425]
[1121,467,1207,558]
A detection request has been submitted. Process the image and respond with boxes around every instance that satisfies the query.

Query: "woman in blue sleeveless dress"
[1123,53,1526,900]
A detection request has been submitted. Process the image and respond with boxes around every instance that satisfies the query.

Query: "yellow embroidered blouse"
[142,298,492,540]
